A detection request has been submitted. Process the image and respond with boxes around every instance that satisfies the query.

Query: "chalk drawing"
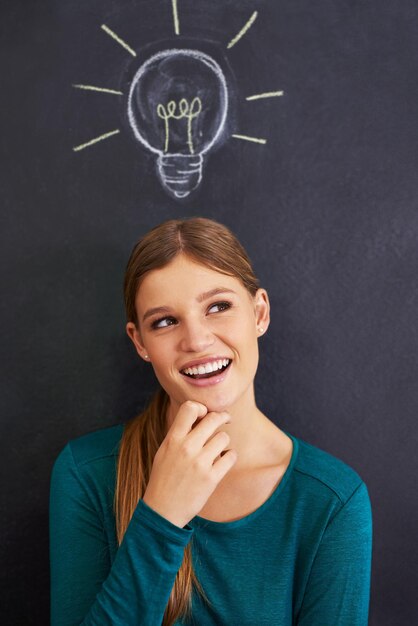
[73,129,120,152]
[227,11,258,49]
[232,134,267,144]
[157,97,202,154]
[72,5,286,198]
[128,49,228,198]
[172,0,180,35]
[246,91,283,101]
[73,84,123,96]
[101,24,136,57]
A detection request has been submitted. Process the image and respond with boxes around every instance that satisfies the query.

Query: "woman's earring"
[144,354,149,360]
[258,327,264,333]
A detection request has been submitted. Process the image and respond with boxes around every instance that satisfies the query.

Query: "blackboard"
[1,1,417,623]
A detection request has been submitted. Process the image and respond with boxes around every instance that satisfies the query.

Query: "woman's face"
[126,253,270,414]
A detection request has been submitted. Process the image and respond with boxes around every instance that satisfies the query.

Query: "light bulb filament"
[157,97,202,154]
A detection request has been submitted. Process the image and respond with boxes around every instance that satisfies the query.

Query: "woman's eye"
[151,302,232,330]
[151,316,176,330]
[209,301,231,313]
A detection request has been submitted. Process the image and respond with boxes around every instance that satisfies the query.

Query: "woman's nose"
[179,318,215,352]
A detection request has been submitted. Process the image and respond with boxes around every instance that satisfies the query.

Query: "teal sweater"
[49,424,372,625]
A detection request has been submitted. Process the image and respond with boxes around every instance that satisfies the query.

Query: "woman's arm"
[297,481,373,626]
[49,443,194,626]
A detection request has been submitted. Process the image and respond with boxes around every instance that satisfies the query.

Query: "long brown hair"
[115,217,260,625]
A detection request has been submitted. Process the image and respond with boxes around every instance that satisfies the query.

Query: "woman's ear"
[254,288,270,335]
[126,322,149,361]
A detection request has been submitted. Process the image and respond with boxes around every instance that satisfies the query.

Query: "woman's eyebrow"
[142,287,237,322]
[196,287,236,303]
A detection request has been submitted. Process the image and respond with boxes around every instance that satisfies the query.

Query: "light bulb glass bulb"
[128,49,228,198]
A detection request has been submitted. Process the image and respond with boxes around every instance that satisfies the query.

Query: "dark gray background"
[1,0,417,624]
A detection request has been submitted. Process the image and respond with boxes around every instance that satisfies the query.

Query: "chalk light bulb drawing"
[127,49,228,198]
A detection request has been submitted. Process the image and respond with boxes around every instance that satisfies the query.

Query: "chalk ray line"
[101,24,136,57]
[73,129,121,152]
[227,11,258,49]
[232,133,267,145]
[246,91,284,101]
[172,0,180,35]
[73,84,123,95]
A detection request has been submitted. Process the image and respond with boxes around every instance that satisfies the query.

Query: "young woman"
[49,217,372,626]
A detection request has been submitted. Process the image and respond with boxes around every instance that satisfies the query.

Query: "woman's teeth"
[182,359,231,378]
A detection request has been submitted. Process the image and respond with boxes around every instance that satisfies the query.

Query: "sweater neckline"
[189,430,299,532]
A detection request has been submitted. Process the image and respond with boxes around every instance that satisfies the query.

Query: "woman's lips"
[180,361,232,387]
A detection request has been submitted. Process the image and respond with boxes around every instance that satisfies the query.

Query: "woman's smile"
[179,358,233,387]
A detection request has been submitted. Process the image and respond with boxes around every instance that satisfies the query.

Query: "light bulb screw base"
[157,153,203,198]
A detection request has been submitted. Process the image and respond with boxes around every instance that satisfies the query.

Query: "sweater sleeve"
[297,480,373,626]
[49,442,194,626]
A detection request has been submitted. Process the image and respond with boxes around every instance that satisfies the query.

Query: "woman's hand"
[142,400,237,528]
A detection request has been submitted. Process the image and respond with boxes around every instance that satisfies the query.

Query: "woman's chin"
[167,383,237,415]
[189,391,234,414]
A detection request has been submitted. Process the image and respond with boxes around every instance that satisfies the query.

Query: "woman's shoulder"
[50,424,126,528]
[53,423,124,472]
[286,430,367,505]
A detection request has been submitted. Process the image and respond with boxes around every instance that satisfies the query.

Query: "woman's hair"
[115,217,260,625]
